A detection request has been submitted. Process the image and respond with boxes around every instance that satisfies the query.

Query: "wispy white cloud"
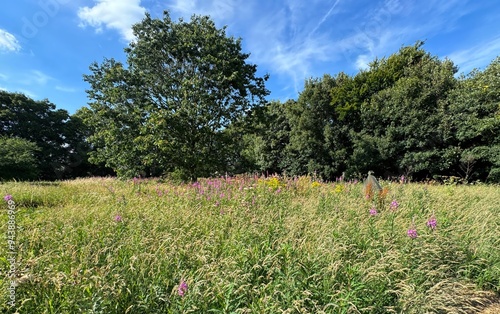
[335,0,414,69]
[242,0,344,94]
[150,0,480,98]
[334,0,474,72]
[8,88,37,99]
[167,0,332,94]
[0,29,21,52]
[0,73,8,80]
[78,0,146,41]
[55,85,77,93]
[19,70,53,86]
[252,0,472,94]
[32,70,52,85]
[448,37,500,74]
[355,55,371,70]
[2,87,34,98]
[167,0,196,16]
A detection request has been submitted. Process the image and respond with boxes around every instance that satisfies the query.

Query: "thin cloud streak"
[55,85,77,93]
[18,70,53,86]
[246,2,342,95]
[336,0,472,72]
[448,37,500,74]
[309,0,342,37]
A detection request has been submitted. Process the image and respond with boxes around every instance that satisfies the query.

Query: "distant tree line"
[242,42,500,182]
[1,12,498,182]
[0,91,112,180]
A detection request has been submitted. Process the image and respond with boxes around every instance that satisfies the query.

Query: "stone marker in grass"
[364,171,382,198]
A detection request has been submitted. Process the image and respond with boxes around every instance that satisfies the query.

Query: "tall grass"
[1,176,499,313]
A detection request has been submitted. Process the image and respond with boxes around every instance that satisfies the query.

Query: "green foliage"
[285,75,343,178]
[244,74,354,180]
[0,91,91,180]
[241,100,292,174]
[442,57,500,182]
[83,11,268,180]
[0,136,40,180]
[349,43,458,178]
[247,42,468,181]
[333,43,498,182]
[251,41,499,182]
[2,40,498,183]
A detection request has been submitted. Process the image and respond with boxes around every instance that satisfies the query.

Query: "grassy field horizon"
[1,176,499,313]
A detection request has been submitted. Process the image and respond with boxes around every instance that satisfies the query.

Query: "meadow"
[1,176,499,313]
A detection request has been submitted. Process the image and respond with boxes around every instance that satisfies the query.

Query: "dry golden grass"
[0,177,498,313]
[478,303,500,314]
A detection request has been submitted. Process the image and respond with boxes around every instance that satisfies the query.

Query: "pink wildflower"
[407,228,418,239]
[178,280,188,297]
[426,217,437,230]
[390,200,399,210]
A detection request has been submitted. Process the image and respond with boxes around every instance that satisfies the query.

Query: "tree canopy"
[2,33,498,183]
[81,11,269,180]
[242,42,499,182]
[0,91,92,180]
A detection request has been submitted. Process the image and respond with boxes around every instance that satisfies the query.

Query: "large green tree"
[345,43,457,179]
[442,57,500,182]
[284,75,344,179]
[82,11,268,180]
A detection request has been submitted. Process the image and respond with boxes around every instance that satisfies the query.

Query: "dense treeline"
[0,13,498,182]
[0,91,112,180]
[242,42,499,182]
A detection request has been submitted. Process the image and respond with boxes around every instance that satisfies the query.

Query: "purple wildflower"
[114,214,122,222]
[4,194,13,201]
[426,217,437,230]
[390,200,399,210]
[369,208,378,216]
[178,280,188,297]
[407,228,418,239]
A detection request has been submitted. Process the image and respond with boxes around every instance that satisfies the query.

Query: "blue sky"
[1,0,499,114]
